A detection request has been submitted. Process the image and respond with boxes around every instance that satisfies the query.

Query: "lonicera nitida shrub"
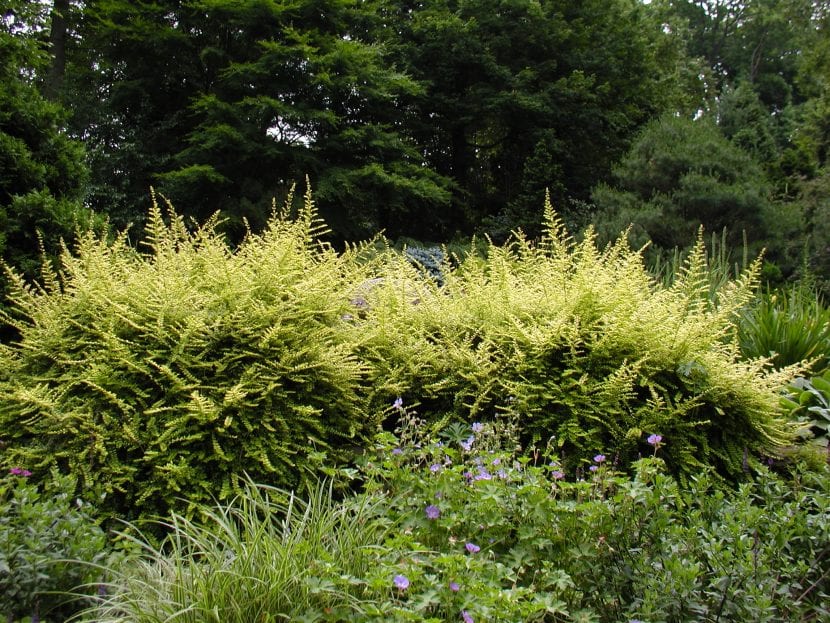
[350,199,802,480]
[0,188,810,526]
[0,188,379,523]
[1,467,110,622]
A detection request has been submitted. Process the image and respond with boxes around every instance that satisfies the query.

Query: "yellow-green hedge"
[0,192,803,524]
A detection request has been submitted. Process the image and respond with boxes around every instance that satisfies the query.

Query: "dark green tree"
[63,0,205,229]
[374,0,681,235]
[0,1,92,283]
[64,0,452,240]
[652,0,817,106]
[591,114,775,255]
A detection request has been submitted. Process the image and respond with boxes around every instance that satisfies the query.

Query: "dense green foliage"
[0,191,378,523]
[47,0,690,240]
[351,201,800,479]
[0,0,827,269]
[0,468,108,622]
[368,0,674,236]
[739,285,830,372]
[81,422,830,622]
[782,369,830,452]
[65,0,456,238]
[0,1,93,293]
[591,115,775,253]
[0,198,805,525]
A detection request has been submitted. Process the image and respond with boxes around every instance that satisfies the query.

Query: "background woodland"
[2,0,830,290]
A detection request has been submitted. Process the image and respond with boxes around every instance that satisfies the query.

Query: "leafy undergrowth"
[0,469,112,622]
[78,415,830,623]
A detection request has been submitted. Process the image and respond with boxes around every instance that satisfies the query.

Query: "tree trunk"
[43,0,69,100]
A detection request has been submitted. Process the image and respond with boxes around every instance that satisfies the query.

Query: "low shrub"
[0,189,377,523]
[83,418,830,622]
[354,412,830,622]
[0,191,810,527]
[0,468,109,622]
[781,369,830,458]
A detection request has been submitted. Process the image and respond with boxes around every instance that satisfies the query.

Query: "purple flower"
[647,434,663,446]
[462,610,474,623]
[593,454,606,463]
[471,422,484,433]
[491,457,501,466]
[430,463,442,473]
[9,467,32,477]
[551,470,565,480]
[393,574,410,590]
[589,465,598,472]
[393,397,404,410]
[449,581,460,592]
[465,542,480,554]
[460,436,474,452]
[425,504,440,519]
[473,468,492,481]
[392,448,403,456]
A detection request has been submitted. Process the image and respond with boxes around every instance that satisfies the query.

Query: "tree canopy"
[0,0,827,284]
[592,114,772,253]
[51,0,692,241]
[0,0,92,283]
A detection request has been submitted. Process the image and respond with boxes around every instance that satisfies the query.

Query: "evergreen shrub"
[0,189,376,523]
[351,198,802,479]
[0,190,808,522]
[782,369,830,456]
[404,245,446,285]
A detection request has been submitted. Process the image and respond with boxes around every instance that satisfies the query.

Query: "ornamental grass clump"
[351,197,803,479]
[0,187,376,523]
[84,478,392,623]
[739,284,830,373]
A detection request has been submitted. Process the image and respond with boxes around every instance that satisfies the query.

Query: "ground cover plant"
[0,467,109,622]
[79,415,830,622]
